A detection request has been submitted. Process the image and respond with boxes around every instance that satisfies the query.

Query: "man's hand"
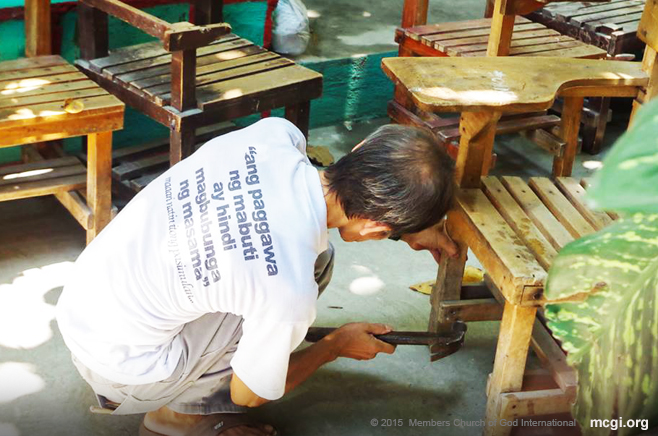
[323,322,396,360]
[400,220,459,264]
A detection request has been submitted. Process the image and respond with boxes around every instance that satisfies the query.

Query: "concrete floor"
[0,110,629,436]
[0,0,645,435]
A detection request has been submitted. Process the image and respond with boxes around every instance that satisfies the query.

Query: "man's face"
[337,218,392,242]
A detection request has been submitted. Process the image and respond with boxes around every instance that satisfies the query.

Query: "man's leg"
[315,243,335,298]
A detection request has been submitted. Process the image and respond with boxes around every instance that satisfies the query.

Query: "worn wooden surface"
[0,56,124,147]
[86,131,113,243]
[382,56,646,113]
[454,111,501,188]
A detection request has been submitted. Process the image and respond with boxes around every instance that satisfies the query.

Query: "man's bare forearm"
[284,338,338,394]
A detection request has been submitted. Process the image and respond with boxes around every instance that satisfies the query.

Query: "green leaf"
[545,214,658,435]
[588,98,658,214]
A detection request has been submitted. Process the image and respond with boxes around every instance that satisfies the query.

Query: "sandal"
[139,413,279,436]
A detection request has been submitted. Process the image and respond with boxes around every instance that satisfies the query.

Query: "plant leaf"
[587,98,658,214]
[545,214,658,435]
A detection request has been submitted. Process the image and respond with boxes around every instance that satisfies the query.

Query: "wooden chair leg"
[429,212,468,334]
[580,97,610,155]
[86,131,113,244]
[552,96,584,177]
[285,101,311,139]
[485,302,538,436]
[170,126,196,166]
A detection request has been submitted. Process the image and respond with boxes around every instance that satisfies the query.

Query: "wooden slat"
[424,21,543,44]
[0,173,86,201]
[0,64,77,83]
[565,0,644,17]
[117,43,264,85]
[134,51,279,92]
[456,189,546,302]
[555,177,613,230]
[90,41,167,72]
[0,55,65,73]
[0,95,123,130]
[191,64,322,110]
[573,4,645,25]
[101,36,242,77]
[151,57,293,104]
[501,176,574,250]
[0,163,85,187]
[482,177,557,270]
[0,81,101,105]
[0,88,109,110]
[0,72,91,92]
[437,28,560,52]
[529,177,596,239]
[405,17,505,39]
[452,35,575,56]
[0,156,79,177]
[112,153,169,181]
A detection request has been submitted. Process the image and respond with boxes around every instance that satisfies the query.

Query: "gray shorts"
[71,244,334,416]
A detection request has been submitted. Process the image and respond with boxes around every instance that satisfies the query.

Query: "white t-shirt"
[56,118,328,401]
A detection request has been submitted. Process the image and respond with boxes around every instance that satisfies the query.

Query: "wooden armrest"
[164,22,232,52]
[81,0,231,51]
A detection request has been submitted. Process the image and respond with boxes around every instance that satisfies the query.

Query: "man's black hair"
[324,124,455,238]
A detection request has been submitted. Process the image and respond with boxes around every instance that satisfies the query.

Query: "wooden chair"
[527,0,646,154]
[383,0,658,431]
[0,0,124,244]
[392,0,608,172]
[74,0,323,172]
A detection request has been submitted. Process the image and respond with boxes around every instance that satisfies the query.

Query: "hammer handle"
[305,327,438,346]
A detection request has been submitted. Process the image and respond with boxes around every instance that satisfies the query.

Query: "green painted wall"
[0,2,396,164]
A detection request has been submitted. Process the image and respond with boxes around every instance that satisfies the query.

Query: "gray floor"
[0,0,636,435]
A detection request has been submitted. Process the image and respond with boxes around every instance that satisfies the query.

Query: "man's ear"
[359,220,392,236]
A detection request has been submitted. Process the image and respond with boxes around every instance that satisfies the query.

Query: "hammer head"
[429,321,467,362]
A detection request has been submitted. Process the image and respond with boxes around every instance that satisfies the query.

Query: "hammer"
[305,321,467,362]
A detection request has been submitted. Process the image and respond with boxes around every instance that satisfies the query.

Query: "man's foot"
[143,406,277,436]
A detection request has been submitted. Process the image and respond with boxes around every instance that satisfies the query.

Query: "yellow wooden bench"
[0,0,124,243]
[383,1,657,431]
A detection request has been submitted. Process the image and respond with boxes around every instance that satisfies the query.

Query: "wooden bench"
[527,0,647,154]
[74,0,322,189]
[382,42,653,433]
[392,0,608,173]
[0,0,124,244]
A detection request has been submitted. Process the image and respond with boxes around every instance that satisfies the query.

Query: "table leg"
[484,302,538,436]
[86,131,113,244]
[285,101,311,139]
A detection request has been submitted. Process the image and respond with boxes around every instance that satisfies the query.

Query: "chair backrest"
[637,0,658,100]
[24,0,51,57]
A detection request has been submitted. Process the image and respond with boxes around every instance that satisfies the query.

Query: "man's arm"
[230,323,395,407]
